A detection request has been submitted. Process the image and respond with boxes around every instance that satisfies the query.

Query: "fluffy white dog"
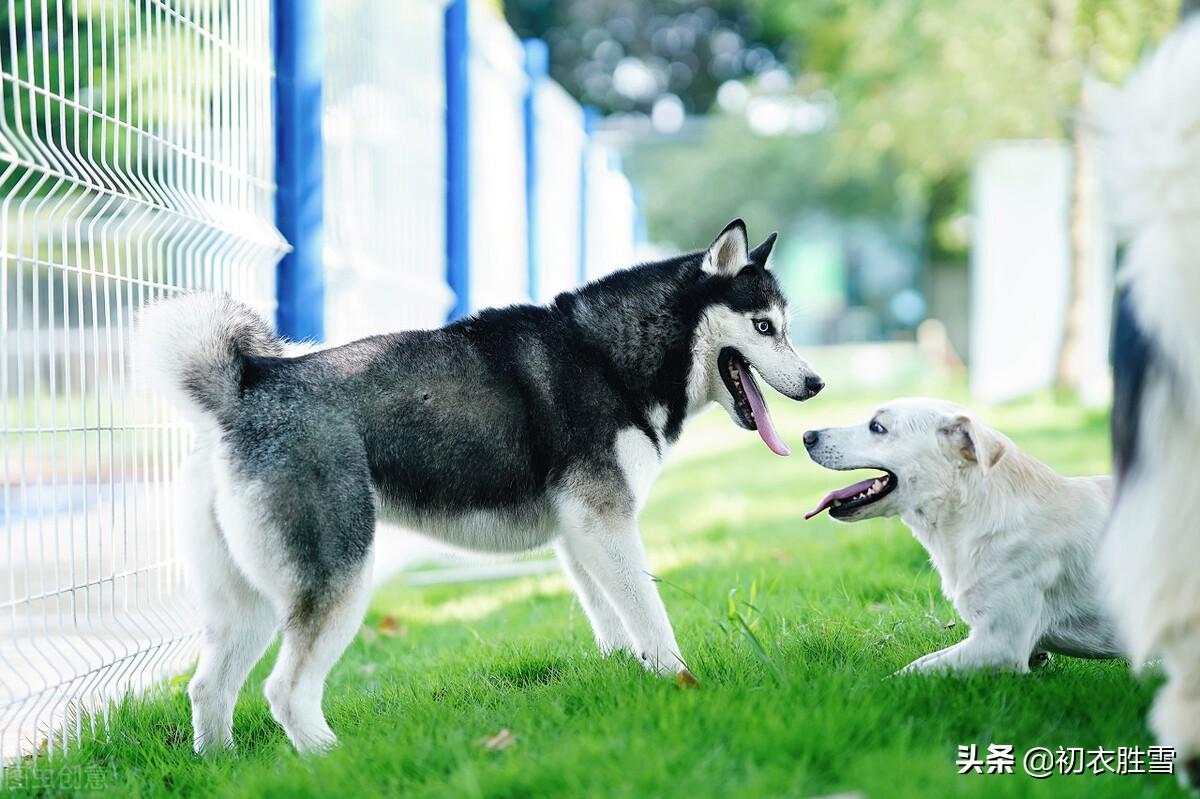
[803,398,1121,673]
[1097,15,1200,785]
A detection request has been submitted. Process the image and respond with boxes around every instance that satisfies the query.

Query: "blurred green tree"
[506,0,788,114]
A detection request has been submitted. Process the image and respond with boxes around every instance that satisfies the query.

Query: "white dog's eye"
[869,420,887,435]
[753,319,774,336]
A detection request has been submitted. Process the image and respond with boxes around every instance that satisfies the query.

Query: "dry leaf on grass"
[477,728,517,751]
[377,615,408,637]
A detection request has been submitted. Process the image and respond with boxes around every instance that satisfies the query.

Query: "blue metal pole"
[273,0,325,341]
[445,0,471,320]
[578,105,598,286]
[523,39,548,303]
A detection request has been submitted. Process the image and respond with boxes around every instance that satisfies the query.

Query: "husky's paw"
[596,637,636,658]
[192,732,234,756]
[1028,651,1052,670]
[637,650,691,681]
[290,727,338,755]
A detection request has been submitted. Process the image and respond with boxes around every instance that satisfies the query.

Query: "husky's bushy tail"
[1099,16,1200,781]
[136,293,283,422]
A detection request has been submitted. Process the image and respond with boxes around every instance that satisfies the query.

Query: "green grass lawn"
[6,384,1183,798]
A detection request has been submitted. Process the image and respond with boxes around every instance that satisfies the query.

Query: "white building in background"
[969,141,1113,406]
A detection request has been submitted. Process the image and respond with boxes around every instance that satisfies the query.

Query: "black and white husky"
[1097,17,1200,785]
[138,220,823,753]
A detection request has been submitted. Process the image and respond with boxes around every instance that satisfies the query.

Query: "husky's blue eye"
[869,420,887,435]
[753,319,774,336]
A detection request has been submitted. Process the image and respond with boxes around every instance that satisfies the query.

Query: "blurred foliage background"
[508,0,1179,260]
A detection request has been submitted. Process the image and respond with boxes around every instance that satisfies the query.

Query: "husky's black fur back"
[213,246,784,516]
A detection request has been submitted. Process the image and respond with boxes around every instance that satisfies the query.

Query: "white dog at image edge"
[1097,14,1200,787]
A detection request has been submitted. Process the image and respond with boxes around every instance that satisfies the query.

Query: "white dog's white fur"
[805,398,1121,673]
[1096,16,1200,777]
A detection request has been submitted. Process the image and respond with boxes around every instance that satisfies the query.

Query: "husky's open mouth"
[718,347,790,456]
[805,470,896,519]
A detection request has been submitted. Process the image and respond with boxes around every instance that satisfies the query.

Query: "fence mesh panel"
[0,0,285,765]
[323,0,452,342]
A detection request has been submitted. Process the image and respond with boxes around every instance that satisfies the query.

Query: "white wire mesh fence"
[0,0,640,772]
[0,0,284,766]
[322,0,453,343]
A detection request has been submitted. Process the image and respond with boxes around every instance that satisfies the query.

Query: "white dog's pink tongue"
[737,360,790,456]
[804,478,878,520]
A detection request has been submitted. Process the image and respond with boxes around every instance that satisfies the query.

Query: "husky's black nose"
[804,376,825,397]
[803,430,819,449]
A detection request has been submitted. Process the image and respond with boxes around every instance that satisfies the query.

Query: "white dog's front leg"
[898,578,1045,675]
[559,512,686,678]
[898,640,970,674]
[898,636,1028,674]
[899,619,1038,675]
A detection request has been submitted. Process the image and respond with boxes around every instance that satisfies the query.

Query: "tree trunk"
[1048,0,1087,393]
[1056,83,1095,392]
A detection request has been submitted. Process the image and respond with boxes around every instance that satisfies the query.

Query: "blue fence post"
[523,39,548,303]
[578,105,598,285]
[273,0,325,341]
[445,0,471,321]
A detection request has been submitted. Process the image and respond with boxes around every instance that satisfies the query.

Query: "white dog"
[803,398,1121,673]
[1097,16,1200,785]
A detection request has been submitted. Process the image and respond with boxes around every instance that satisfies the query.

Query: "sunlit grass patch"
[4,390,1176,799]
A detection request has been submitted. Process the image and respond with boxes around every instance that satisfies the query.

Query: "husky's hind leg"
[181,444,278,754]
[213,443,376,754]
[263,551,374,753]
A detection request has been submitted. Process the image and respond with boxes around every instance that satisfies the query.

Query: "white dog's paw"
[895,651,947,675]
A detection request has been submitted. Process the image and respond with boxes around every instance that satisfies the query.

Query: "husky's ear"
[748,232,778,270]
[701,219,750,276]
[940,414,1006,475]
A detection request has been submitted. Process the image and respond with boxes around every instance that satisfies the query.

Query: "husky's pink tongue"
[804,477,879,520]
[737,361,790,456]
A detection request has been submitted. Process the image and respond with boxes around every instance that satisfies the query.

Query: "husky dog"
[1096,17,1200,785]
[803,398,1121,673]
[137,220,823,753]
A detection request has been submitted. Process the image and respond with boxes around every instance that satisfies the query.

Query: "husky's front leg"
[556,542,636,656]
[558,502,687,678]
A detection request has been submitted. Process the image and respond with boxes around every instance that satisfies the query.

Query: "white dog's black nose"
[803,376,825,398]
[803,430,819,449]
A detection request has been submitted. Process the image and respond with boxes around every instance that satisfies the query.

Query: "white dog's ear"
[940,415,1006,475]
[702,219,750,276]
